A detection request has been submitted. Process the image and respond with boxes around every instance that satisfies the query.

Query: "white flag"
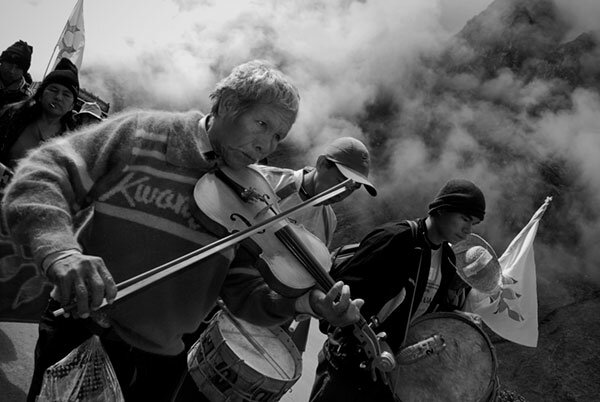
[465,197,552,347]
[53,0,85,70]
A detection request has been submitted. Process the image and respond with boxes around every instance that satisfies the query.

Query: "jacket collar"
[165,114,222,170]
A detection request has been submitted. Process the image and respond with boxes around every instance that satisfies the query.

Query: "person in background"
[2,59,363,402]
[0,40,33,110]
[310,178,486,402]
[258,136,377,351]
[74,101,104,129]
[0,57,78,170]
[258,136,377,249]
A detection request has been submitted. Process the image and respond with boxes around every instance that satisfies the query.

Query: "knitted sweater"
[3,109,297,355]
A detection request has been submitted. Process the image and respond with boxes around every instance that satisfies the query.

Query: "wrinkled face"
[40,83,75,117]
[210,102,294,170]
[314,161,360,205]
[0,61,24,84]
[434,211,481,243]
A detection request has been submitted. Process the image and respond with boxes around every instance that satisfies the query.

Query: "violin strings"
[284,227,334,288]
[274,226,393,381]
[275,228,334,290]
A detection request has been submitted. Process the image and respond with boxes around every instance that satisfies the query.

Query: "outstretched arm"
[3,112,140,317]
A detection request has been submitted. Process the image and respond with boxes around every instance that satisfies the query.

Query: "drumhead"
[188,311,303,402]
[218,312,300,381]
[390,312,497,402]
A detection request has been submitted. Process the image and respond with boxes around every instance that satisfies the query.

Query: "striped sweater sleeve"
[2,111,141,265]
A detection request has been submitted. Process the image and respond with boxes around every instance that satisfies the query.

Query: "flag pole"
[43,44,59,79]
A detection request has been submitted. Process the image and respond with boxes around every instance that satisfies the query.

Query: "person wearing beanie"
[0,57,79,169]
[427,178,486,222]
[38,57,79,101]
[310,178,489,402]
[0,40,34,109]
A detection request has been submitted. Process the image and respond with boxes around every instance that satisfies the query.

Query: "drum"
[389,312,498,402]
[188,310,302,402]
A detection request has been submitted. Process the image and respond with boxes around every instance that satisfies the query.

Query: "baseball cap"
[324,137,377,196]
[75,102,103,121]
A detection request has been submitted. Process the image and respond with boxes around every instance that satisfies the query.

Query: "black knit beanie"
[0,40,33,73]
[39,58,79,100]
[428,179,486,221]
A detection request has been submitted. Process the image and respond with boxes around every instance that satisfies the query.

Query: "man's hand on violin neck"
[47,253,117,319]
[310,281,364,327]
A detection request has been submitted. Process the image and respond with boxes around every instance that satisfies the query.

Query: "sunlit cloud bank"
[79,0,600,280]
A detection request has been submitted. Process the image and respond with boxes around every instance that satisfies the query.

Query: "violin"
[193,165,335,297]
[193,165,396,379]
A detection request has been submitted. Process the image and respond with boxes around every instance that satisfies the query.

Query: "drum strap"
[375,220,420,326]
[400,220,424,343]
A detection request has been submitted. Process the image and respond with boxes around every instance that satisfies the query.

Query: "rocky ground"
[493,270,600,401]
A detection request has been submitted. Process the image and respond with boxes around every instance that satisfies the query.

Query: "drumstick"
[216,299,292,380]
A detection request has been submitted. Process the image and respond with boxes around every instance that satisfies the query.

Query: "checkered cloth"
[38,335,124,402]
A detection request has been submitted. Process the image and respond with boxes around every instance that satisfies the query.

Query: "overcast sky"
[1,0,494,80]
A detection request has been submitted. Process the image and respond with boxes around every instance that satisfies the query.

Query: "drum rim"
[188,310,303,401]
[213,310,303,380]
[396,311,499,402]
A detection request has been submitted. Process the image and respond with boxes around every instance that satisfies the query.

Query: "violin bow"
[52,179,355,317]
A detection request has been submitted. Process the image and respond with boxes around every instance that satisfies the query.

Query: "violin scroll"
[352,317,397,383]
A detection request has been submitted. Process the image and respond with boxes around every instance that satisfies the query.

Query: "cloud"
[76,0,600,280]
[83,0,449,144]
[554,0,600,40]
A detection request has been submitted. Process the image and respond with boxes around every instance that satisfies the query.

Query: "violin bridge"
[239,187,277,219]
[254,203,278,220]
[240,187,264,203]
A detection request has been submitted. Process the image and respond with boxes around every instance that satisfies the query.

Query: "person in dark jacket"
[0,40,34,110]
[0,57,78,169]
[310,178,486,402]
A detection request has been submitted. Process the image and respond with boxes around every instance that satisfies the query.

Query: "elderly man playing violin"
[3,60,363,402]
